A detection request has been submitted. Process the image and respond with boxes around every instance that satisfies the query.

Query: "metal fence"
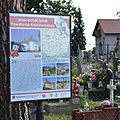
[40,85,120,120]
[29,80,120,120]
[72,108,120,120]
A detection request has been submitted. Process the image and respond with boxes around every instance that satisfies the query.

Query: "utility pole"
[113,37,120,79]
[107,44,109,63]
[116,37,120,59]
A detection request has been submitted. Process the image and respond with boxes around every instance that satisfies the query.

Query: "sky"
[73,0,120,51]
[11,29,40,42]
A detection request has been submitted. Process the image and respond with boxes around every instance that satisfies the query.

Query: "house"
[20,36,39,52]
[92,19,120,60]
[11,36,39,52]
[12,44,19,51]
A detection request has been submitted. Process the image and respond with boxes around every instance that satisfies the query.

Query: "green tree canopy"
[92,47,96,54]
[72,7,86,56]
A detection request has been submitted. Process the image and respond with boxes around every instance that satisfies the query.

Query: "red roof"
[93,19,120,36]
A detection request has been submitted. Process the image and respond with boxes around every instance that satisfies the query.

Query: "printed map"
[42,28,70,58]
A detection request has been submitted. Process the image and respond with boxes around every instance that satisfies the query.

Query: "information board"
[9,12,71,102]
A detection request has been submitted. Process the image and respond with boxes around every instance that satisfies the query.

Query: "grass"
[88,100,101,109]
[44,114,72,120]
[43,93,120,120]
[115,99,120,106]
[44,99,120,120]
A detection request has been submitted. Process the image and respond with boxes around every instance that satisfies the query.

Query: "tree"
[27,0,44,12]
[1,0,30,119]
[72,7,86,56]
[116,11,120,17]
[72,7,86,73]
[92,47,96,54]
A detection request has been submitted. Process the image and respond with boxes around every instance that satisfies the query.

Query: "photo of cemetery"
[57,77,69,89]
[11,29,41,52]
[43,77,56,90]
[57,63,69,75]
[43,63,56,76]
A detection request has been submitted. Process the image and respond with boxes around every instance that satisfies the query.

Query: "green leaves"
[72,7,86,57]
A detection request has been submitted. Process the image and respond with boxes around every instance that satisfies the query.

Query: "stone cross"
[107,79,116,107]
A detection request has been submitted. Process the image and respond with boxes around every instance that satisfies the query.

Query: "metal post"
[110,78,114,107]
[107,44,109,63]
[111,51,115,106]
[36,101,44,120]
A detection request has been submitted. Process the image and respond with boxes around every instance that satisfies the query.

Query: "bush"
[116,84,120,95]
[72,67,79,77]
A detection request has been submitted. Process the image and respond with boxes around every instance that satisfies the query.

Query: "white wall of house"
[12,44,19,51]
[21,41,39,51]
[95,26,105,58]
[95,28,119,59]
[21,43,28,51]
[104,35,117,52]
[29,41,39,51]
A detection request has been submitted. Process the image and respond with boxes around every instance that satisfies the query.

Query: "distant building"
[79,50,91,61]
[92,19,120,60]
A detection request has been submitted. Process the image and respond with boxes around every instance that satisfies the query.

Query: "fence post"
[36,101,44,120]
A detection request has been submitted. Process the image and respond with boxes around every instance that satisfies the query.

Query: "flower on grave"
[74,77,84,86]
[91,73,96,81]
[82,73,91,83]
